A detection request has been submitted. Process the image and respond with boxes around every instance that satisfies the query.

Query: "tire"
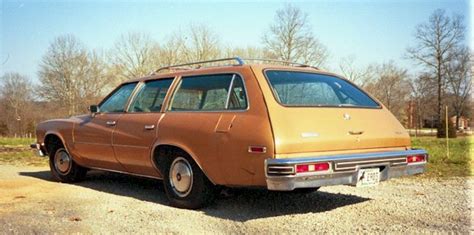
[162,151,216,209]
[49,145,87,183]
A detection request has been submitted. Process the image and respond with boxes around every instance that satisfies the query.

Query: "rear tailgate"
[250,65,410,156]
[267,106,410,155]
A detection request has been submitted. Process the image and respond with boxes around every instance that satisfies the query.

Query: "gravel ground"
[0,165,472,234]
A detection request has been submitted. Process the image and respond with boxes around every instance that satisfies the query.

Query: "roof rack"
[241,58,318,69]
[154,57,245,74]
[152,57,317,74]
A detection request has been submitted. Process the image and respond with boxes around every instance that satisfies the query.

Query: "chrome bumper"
[30,143,45,157]
[265,149,428,191]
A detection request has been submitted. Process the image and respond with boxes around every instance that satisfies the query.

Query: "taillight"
[296,162,330,173]
[407,154,426,163]
[248,146,266,153]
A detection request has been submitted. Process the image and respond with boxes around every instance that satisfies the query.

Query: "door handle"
[144,125,155,130]
[348,130,364,135]
[106,121,116,126]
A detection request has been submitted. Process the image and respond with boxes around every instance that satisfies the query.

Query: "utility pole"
[445,105,449,159]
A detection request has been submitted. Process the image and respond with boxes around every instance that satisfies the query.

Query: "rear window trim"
[262,69,382,109]
[167,72,250,113]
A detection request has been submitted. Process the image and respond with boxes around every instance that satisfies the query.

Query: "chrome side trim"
[87,166,163,180]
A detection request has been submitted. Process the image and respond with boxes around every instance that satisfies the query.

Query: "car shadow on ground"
[20,170,371,221]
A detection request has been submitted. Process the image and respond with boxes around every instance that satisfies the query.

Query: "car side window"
[99,83,137,113]
[129,79,173,112]
[228,76,248,110]
[169,74,247,111]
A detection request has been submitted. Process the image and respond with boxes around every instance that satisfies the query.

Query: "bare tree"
[110,32,160,81]
[406,9,465,133]
[364,62,411,123]
[0,73,34,136]
[159,33,186,67]
[38,35,111,116]
[409,73,438,129]
[338,55,372,86]
[179,24,221,63]
[445,46,472,129]
[224,46,269,59]
[263,4,328,67]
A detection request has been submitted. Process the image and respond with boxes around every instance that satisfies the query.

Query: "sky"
[1,0,471,83]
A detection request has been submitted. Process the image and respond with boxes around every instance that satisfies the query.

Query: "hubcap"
[169,157,193,197]
[54,149,72,174]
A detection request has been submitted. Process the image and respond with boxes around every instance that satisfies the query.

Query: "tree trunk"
[436,59,443,136]
[455,113,460,130]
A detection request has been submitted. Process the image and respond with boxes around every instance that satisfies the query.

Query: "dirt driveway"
[0,164,472,233]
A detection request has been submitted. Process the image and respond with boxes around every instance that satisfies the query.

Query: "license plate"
[356,168,380,187]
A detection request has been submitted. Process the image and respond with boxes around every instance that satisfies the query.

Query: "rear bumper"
[30,143,46,157]
[265,149,428,191]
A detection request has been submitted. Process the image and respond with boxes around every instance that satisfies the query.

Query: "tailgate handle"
[348,130,364,135]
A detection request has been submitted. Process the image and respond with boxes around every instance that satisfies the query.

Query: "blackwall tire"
[49,147,87,183]
[162,152,216,209]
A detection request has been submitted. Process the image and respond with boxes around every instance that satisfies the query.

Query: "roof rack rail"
[152,57,318,75]
[154,57,245,74]
[241,58,317,69]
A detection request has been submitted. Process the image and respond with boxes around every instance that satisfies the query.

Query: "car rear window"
[265,70,379,108]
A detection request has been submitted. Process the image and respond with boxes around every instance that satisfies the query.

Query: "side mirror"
[89,105,100,116]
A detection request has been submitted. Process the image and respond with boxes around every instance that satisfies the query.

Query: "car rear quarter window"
[265,70,379,108]
[169,74,247,111]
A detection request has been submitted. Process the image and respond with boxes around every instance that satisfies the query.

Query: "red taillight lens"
[296,165,309,173]
[407,154,426,163]
[296,162,330,173]
[248,146,266,153]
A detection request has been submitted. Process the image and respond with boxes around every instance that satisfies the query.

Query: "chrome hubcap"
[169,157,193,197]
[54,149,71,174]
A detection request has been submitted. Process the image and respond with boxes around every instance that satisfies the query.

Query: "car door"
[73,82,137,171]
[113,78,174,177]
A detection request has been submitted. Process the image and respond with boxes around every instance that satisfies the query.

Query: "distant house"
[404,100,470,130]
[450,116,470,130]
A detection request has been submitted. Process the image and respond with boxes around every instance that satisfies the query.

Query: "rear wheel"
[49,145,87,183]
[162,152,216,209]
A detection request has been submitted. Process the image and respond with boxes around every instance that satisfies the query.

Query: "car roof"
[121,57,343,84]
[127,64,323,82]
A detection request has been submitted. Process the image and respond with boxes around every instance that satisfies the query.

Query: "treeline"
[0,5,471,137]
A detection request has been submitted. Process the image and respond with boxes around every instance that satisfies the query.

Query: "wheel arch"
[151,142,217,185]
[43,131,68,155]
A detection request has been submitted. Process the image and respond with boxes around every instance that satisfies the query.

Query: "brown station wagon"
[32,57,428,209]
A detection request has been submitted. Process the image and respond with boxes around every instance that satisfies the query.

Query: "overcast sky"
[1,0,471,83]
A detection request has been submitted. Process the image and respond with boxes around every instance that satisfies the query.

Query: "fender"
[43,125,88,165]
[150,141,218,185]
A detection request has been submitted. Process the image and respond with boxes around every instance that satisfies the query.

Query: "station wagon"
[32,57,428,209]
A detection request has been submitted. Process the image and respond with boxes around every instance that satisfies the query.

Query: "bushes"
[437,119,457,138]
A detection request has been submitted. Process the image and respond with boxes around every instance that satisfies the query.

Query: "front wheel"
[49,147,87,183]
[162,153,216,209]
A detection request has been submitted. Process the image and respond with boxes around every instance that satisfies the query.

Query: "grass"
[0,137,47,166]
[411,136,473,177]
[0,137,35,146]
[0,150,48,166]
[0,136,472,177]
